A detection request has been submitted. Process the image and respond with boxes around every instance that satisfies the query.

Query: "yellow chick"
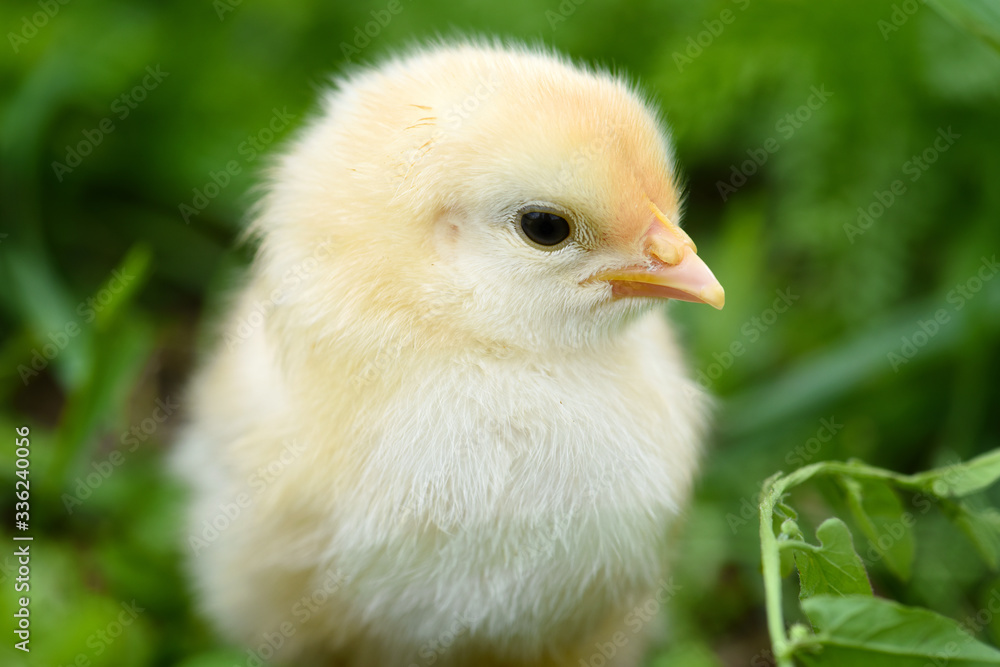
[173,41,724,667]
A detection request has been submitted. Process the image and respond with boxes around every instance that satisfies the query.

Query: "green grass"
[1,0,999,664]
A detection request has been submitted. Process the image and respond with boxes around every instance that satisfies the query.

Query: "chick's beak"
[594,206,725,309]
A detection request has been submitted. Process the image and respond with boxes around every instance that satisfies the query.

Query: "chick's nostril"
[646,233,689,266]
[644,199,696,265]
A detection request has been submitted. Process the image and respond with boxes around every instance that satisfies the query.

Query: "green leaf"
[910,450,1000,498]
[776,501,799,521]
[839,476,915,580]
[780,540,797,578]
[46,244,154,492]
[2,246,92,388]
[792,518,872,600]
[798,595,1000,666]
[927,0,1000,53]
[92,244,153,330]
[49,317,154,494]
[943,502,1000,570]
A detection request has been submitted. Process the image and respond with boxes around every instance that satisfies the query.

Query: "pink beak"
[592,208,725,310]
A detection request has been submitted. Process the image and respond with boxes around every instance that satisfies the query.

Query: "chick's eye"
[519,210,571,248]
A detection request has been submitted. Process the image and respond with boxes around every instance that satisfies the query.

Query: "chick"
[173,41,724,667]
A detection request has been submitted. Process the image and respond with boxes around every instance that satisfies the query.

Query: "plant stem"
[759,472,796,667]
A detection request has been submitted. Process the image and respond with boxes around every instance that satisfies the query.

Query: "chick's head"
[258,44,724,352]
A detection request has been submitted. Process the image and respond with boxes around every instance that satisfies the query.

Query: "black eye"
[519,210,572,248]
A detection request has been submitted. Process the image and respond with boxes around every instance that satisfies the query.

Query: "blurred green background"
[1,0,999,665]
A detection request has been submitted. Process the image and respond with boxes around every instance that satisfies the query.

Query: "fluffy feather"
[173,40,718,667]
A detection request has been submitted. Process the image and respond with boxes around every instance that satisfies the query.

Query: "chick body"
[174,42,712,667]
